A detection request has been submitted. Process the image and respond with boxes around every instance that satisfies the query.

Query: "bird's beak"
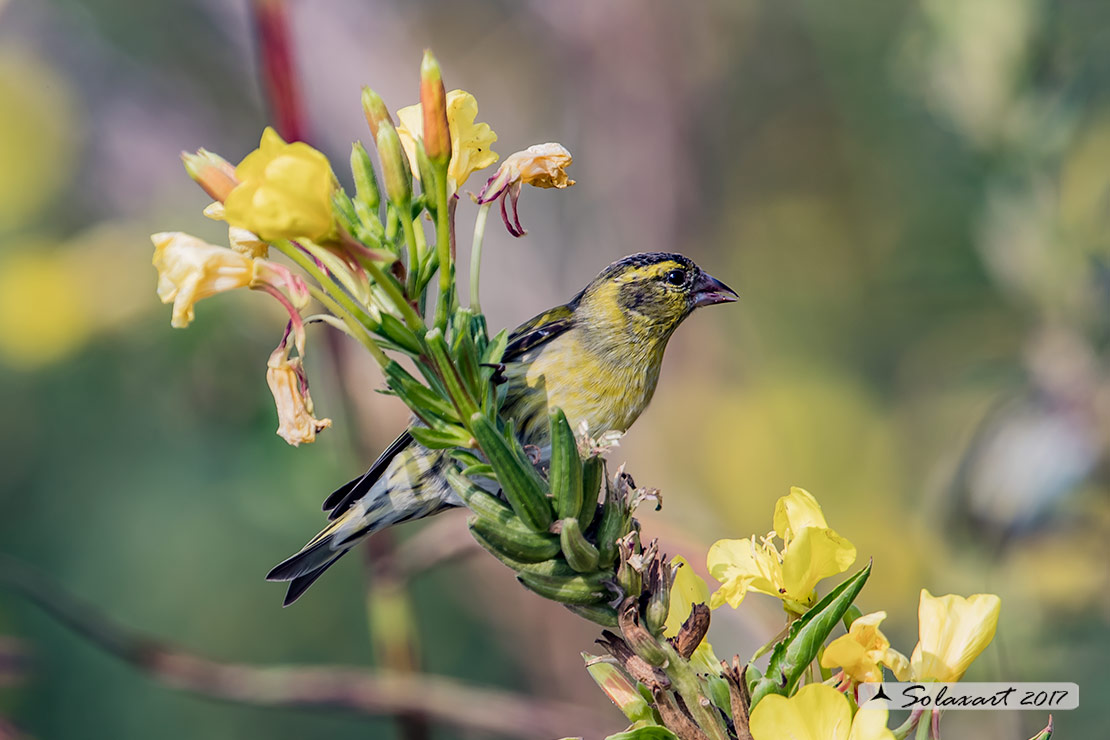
[691,271,738,307]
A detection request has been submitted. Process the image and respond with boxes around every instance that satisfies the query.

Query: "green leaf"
[383,361,458,423]
[749,560,872,707]
[468,412,553,532]
[408,424,472,450]
[460,463,495,478]
[378,314,422,355]
[425,328,480,419]
[583,653,656,724]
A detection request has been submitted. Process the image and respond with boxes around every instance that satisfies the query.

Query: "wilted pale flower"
[266,351,331,446]
[396,90,498,192]
[749,684,895,740]
[223,127,337,242]
[708,487,856,613]
[663,556,721,675]
[821,611,909,683]
[151,232,255,328]
[898,590,1001,682]
[477,143,575,237]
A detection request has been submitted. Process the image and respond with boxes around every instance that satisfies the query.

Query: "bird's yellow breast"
[502,326,664,445]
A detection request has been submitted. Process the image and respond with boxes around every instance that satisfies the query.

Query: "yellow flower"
[821,611,909,683]
[664,556,722,675]
[396,90,498,192]
[223,127,337,242]
[901,590,1001,682]
[266,352,331,446]
[476,143,575,237]
[708,488,856,612]
[749,684,895,740]
[151,231,255,328]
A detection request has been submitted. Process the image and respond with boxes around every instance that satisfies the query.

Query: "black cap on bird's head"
[577,252,737,335]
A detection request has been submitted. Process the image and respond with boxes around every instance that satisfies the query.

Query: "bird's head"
[573,252,737,344]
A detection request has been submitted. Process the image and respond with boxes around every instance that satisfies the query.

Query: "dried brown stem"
[0,556,614,739]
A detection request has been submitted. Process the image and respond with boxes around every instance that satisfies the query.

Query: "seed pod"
[596,474,628,568]
[548,408,583,520]
[469,412,553,532]
[516,570,610,605]
[559,517,600,573]
[617,597,667,667]
[468,514,561,563]
[350,141,381,213]
[578,456,604,531]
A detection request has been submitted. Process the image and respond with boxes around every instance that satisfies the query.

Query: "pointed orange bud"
[361,86,392,140]
[181,149,239,203]
[419,50,450,165]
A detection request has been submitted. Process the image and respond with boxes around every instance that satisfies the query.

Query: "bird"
[267,252,737,604]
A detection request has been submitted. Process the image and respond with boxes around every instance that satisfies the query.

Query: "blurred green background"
[1,0,1108,737]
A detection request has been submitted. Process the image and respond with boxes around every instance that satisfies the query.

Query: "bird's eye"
[664,269,686,286]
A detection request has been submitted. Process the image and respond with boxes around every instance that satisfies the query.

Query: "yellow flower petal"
[750,684,894,740]
[266,354,331,446]
[749,684,853,740]
[151,232,254,328]
[396,90,498,191]
[780,525,856,601]
[224,127,336,242]
[773,487,830,544]
[707,536,783,608]
[910,590,1001,682]
[821,611,905,684]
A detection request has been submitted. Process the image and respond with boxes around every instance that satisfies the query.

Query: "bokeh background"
[1,0,1109,737]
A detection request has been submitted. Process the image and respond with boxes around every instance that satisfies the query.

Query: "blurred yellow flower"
[266,353,331,446]
[708,487,856,612]
[664,556,721,675]
[749,684,895,740]
[224,127,337,242]
[899,590,1001,682]
[476,143,575,237]
[0,251,89,367]
[820,611,909,683]
[151,232,254,328]
[396,90,498,192]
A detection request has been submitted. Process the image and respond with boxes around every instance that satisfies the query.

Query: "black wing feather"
[322,430,414,519]
[503,304,576,362]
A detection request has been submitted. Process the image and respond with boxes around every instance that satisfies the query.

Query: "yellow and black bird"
[267,252,736,604]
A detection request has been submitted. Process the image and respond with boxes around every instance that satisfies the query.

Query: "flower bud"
[361,86,393,140]
[350,141,380,212]
[376,121,412,206]
[181,149,239,203]
[419,50,451,165]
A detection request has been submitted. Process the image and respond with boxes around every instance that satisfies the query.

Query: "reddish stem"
[250,0,307,142]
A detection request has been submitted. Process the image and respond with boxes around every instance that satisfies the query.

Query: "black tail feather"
[282,555,345,606]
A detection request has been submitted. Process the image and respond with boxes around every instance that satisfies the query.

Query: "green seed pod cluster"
[446,405,652,625]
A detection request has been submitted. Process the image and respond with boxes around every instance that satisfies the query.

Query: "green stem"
[399,205,421,297]
[892,709,924,740]
[469,202,491,314]
[433,163,452,331]
[660,642,729,740]
[305,285,389,368]
[273,241,379,333]
[914,710,932,740]
[349,247,425,332]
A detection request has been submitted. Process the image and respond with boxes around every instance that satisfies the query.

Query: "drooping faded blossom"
[151,232,255,328]
[395,89,498,192]
[477,143,575,237]
[223,127,338,242]
[266,350,331,446]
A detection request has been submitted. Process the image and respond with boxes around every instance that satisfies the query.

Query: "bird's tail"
[265,515,362,606]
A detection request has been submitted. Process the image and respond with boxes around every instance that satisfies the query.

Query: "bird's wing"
[503,304,576,362]
[319,305,573,520]
[321,429,414,520]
